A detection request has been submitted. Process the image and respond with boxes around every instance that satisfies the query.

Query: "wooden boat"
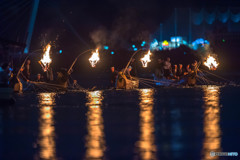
[153,74,186,86]
[18,68,69,92]
[116,72,139,89]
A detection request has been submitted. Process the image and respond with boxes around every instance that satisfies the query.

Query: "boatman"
[126,66,132,79]
[22,59,31,81]
[155,58,164,79]
[176,64,184,79]
[110,66,118,88]
[163,57,172,79]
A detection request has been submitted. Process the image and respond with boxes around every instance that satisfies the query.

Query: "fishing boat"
[153,75,186,86]
[116,72,139,89]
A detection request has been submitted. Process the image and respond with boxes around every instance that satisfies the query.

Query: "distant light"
[171,36,182,43]
[204,40,210,44]
[134,48,138,51]
[222,39,225,42]
[104,46,109,50]
[150,39,158,50]
[132,45,135,48]
[162,40,169,46]
[184,52,186,55]
[141,44,145,47]
[142,41,146,44]
[59,50,62,54]
[111,51,114,55]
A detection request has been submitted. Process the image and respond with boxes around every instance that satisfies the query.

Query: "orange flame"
[204,55,219,70]
[141,50,152,67]
[40,44,52,71]
[89,49,100,67]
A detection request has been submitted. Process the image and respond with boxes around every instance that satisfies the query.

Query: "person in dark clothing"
[43,67,54,82]
[22,59,31,80]
[110,67,118,87]
[0,63,10,87]
[191,60,198,71]
[155,58,164,79]
[56,68,70,88]
[70,79,83,90]
[36,74,43,82]
[163,57,172,79]
[187,61,198,86]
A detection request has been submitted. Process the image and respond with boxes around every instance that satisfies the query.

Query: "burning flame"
[141,50,152,67]
[204,55,219,70]
[40,44,52,71]
[89,49,100,67]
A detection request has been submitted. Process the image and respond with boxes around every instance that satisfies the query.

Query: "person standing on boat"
[126,66,132,79]
[177,64,184,79]
[155,58,164,79]
[172,64,178,79]
[44,67,54,82]
[0,63,10,87]
[70,79,83,90]
[163,57,172,79]
[22,59,31,81]
[186,61,198,86]
[110,66,118,88]
[129,58,137,77]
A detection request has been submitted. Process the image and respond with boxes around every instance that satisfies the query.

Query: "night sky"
[1,0,240,72]
[31,0,240,51]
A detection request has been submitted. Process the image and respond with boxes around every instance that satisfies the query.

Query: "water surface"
[0,85,240,160]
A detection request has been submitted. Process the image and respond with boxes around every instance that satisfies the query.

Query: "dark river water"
[0,85,240,160]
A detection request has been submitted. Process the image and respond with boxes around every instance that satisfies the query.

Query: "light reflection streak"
[136,89,157,160]
[85,91,106,160]
[38,93,56,160]
[202,86,221,160]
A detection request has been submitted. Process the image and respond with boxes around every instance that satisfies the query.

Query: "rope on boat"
[139,80,154,89]
[138,77,175,84]
[200,68,231,83]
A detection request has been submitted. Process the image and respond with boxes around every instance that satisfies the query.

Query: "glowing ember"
[204,55,219,70]
[141,50,152,67]
[89,49,100,67]
[40,44,52,71]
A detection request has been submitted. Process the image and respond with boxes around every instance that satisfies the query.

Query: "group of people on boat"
[0,58,83,92]
[154,57,199,86]
[109,57,200,88]
[1,54,200,92]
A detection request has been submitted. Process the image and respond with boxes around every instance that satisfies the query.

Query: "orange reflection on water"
[38,93,56,160]
[136,89,157,160]
[202,86,221,160]
[85,91,106,160]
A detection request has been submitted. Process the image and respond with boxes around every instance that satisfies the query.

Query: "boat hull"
[116,76,139,89]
